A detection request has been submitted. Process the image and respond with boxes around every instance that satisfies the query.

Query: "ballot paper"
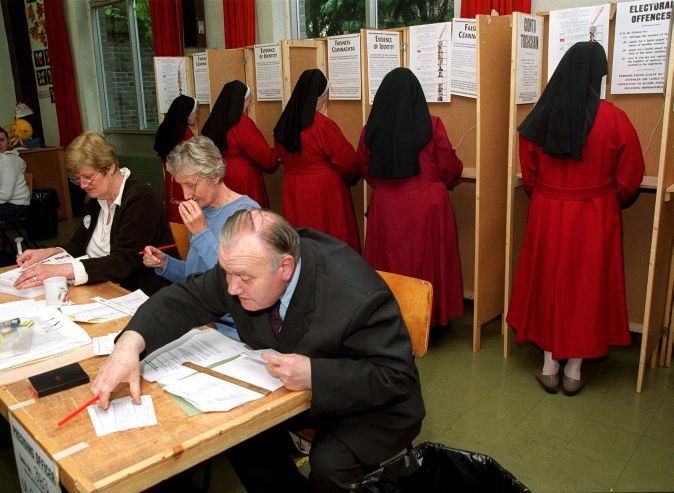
[141,328,242,384]
[162,354,283,412]
[0,251,82,298]
[60,290,149,323]
[92,332,121,356]
[0,301,91,371]
[87,395,158,436]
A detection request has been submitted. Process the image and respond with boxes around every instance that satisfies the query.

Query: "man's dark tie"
[269,300,282,337]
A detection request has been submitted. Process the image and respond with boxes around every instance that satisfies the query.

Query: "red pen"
[57,395,100,427]
[138,243,177,255]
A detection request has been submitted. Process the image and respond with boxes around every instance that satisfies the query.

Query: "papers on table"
[164,355,283,412]
[0,300,91,371]
[60,290,149,323]
[141,329,242,384]
[87,395,158,436]
[93,332,120,356]
[0,251,82,298]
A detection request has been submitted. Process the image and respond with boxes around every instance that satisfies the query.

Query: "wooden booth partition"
[502,9,670,392]
[423,16,511,351]
[638,30,674,389]
[244,46,283,213]
[204,48,247,135]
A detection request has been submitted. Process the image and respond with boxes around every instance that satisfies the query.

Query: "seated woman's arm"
[78,181,172,285]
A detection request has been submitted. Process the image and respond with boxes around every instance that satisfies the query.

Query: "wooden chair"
[0,172,37,254]
[169,222,190,260]
[376,270,433,358]
[292,271,433,458]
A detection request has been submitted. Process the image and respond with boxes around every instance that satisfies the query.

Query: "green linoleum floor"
[1,219,673,492]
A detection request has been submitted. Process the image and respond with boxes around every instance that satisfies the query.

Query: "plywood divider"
[636,29,674,391]
[473,15,512,351]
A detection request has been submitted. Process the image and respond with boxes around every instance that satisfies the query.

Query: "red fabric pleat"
[43,0,83,148]
[223,0,256,48]
[149,0,184,56]
[460,0,531,17]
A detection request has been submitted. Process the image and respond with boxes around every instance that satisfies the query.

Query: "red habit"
[356,116,464,326]
[275,112,361,252]
[222,115,276,208]
[163,127,193,223]
[507,101,645,359]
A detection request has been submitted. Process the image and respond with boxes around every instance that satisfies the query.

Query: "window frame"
[90,0,156,133]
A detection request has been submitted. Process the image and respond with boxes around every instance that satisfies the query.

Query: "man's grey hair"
[220,208,300,268]
[166,136,225,180]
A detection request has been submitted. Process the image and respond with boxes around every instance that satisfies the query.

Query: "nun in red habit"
[355,67,464,327]
[273,69,361,252]
[154,95,197,223]
[202,81,276,208]
[506,42,644,396]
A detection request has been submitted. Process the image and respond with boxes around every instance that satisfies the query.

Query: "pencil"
[57,395,100,427]
[138,243,177,255]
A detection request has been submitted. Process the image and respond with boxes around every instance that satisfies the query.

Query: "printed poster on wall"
[409,22,452,103]
[451,18,477,98]
[154,57,189,114]
[366,30,401,105]
[548,4,610,97]
[611,0,672,94]
[327,34,361,100]
[515,14,543,104]
[192,53,210,104]
[254,43,282,101]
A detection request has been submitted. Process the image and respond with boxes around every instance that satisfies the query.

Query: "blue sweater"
[156,195,259,339]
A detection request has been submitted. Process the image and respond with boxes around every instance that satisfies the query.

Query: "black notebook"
[28,363,90,398]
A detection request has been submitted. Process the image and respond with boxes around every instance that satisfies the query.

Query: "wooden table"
[0,280,130,387]
[0,277,312,492]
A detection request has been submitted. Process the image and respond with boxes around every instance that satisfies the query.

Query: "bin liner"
[352,442,530,493]
[28,188,60,241]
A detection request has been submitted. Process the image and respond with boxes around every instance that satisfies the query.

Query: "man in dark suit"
[91,209,425,492]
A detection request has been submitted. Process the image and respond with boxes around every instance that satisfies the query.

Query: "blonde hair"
[64,131,118,174]
[167,136,225,180]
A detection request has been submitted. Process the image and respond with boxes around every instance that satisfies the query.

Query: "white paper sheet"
[93,332,120,356]
[409,22,452,103]
[451,18,477,98]
[0,251,79,298]
[141,328,242,384]
[87,395,158,436]
[61,289,148,322]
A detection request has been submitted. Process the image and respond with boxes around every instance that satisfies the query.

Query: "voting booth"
[502,4,674,392]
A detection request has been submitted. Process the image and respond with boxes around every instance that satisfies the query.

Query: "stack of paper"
[0,300,91,371]
[163,355,283,412]
[87,395,158,436]
[0,251,81,298]
[60,290,149,323]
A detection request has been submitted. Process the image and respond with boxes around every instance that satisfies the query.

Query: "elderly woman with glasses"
[14,131,174,294]
[141,136,259,339]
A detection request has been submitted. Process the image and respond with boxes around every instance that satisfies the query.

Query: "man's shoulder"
[298,228,386,292]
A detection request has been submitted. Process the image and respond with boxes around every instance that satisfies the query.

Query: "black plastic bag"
[352,442,531,493]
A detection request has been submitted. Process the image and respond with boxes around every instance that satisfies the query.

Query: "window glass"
[93,0,158,130]
[303,0,366,38]
[378,0,455,29]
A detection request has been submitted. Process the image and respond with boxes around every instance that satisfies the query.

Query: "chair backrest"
[376,270,432,358]
[23,172,33,196]
[169,222,190,260]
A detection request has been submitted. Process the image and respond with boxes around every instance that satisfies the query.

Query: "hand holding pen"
[141,245,170,270]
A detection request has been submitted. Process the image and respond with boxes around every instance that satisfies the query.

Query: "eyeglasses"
[76,168,103,187]
[169,176,200,204]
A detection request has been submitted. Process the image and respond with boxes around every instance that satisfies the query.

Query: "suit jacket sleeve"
[310,288,418,416]
[125,266,234,354]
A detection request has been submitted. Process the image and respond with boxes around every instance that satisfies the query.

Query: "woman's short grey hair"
[220,208,300,268]
[166,135,225,180]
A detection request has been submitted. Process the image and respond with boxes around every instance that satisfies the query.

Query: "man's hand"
[90,331,146,409]
[261,353,312,390]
